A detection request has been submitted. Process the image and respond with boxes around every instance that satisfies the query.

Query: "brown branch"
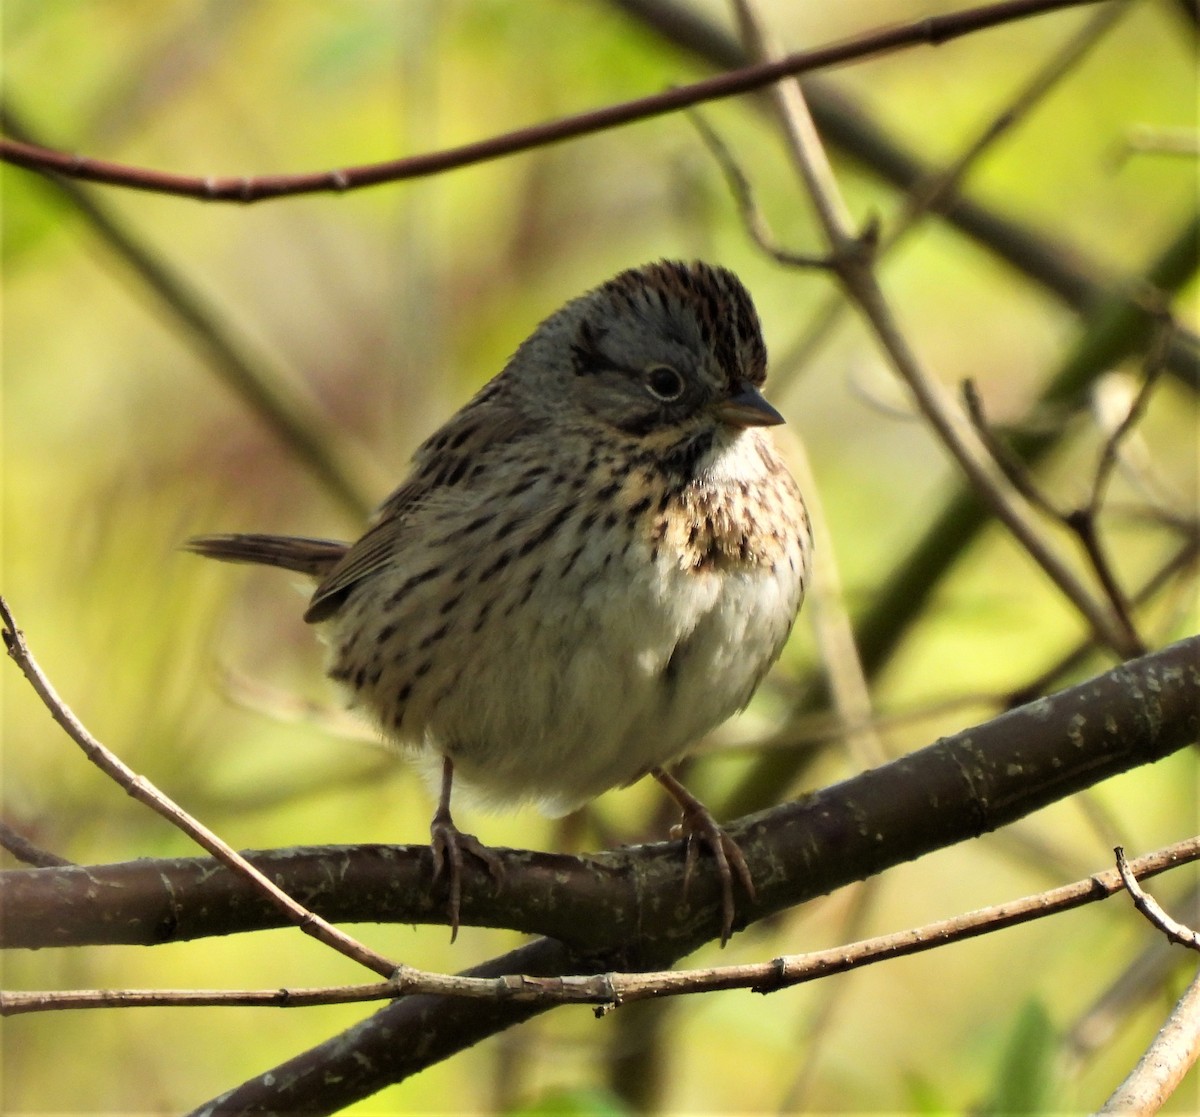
[5,837,1198,1018]
[5,636,1197,956]
[610,0,1199,393]
[4,620,1193,1109]
[686,109,836,269]
[1115,846,1200,951]
[0,595,396,979]
[1086,324,1174,512]
[1061,882,1200,1080]
[964,327,1178,660]
[1097,966,1200,1114]
[726,0,1141,659]
[962,378,1065,518]
[0,820,73,868]
[0,0,1109,203]
[772,0,1130,389]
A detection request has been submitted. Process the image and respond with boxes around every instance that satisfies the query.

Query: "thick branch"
[5,636,1197,954]
[185,634,1198,1113]
[6,838,1197,1017]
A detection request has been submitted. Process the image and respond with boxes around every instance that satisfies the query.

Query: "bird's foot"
[429,808,505,942]
[654,767,756,947]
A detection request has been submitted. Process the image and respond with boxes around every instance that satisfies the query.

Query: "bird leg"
[651,766,756,946]
[429,756,504,942]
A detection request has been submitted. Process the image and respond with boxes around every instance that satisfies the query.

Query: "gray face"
[506,261,769,440]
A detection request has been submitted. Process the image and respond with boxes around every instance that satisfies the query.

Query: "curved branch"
[610,0,1199,391]
[0,0,1107,203]
[183,635,1198,1113]
[5,636,1197,954]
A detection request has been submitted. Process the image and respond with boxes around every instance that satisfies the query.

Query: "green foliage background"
[2,1,1197,1113]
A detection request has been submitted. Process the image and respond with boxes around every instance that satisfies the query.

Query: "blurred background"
[2,0,1197,1112]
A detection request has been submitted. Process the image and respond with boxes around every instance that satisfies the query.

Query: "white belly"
[422,440,808,812]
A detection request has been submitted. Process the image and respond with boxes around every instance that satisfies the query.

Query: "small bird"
[188,260,811,943]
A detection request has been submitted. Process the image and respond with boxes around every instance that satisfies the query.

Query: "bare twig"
[964,326,1177,659]
[1062,883,1200,1080]
[1116,846,1200,951]
[686,110,833,269]
[0,0,1110,203]
[726,0,1142,659]
[961,379,1064,519]
[610,0,1199,393]
[1086,323,1174,514]
[0,596,396,979]
[1097,964,1200,1114]
[0,820,73,868]
[144,631,1198,1110]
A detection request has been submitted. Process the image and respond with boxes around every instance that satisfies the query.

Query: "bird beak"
[712,380,786,428]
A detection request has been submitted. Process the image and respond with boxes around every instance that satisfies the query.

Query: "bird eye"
[644,364,685,402]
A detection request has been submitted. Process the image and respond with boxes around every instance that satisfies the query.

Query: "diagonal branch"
[608,0,1199,391]
[0,596,394,979]
[1115,846,1200,951]
[183,630,1198,1113]
[1097,964,1200,1114]
[726,0,1143,658]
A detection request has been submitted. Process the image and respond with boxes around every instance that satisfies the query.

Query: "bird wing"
[303,404,534,623]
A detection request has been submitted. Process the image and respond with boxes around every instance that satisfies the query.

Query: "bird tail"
[184,533,348,578]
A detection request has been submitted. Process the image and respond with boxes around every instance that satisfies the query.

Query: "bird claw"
[673,806,756,947]
[429,812,505,942]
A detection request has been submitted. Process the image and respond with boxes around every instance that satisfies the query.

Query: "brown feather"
[184,534,347,578]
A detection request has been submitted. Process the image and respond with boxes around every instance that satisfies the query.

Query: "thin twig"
[4,836,1197,1017]
[0,820,73,868]
[1115,846,1200,951]
[609,0,1200,393]
[0,0,1111,203]
[686,110,833,269]
[1097,964,1200,1114]
[961,379,1064,518]
[1086,322,1174,514]
[726,0,1141,659]
[1061,883,1200,1081]
[964,344,1170,657]
[0,596,396,979]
